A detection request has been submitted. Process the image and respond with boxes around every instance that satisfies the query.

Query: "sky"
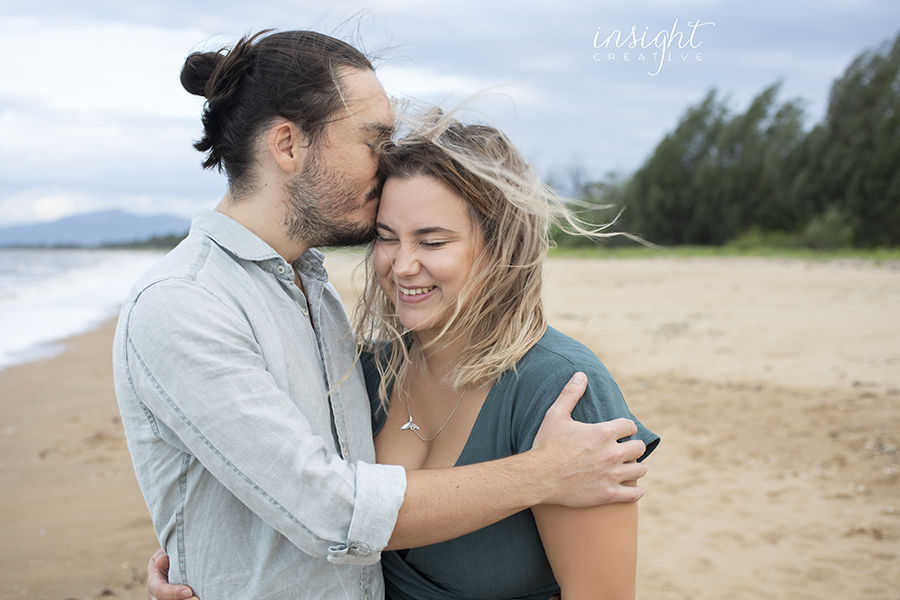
[0,0,898,226]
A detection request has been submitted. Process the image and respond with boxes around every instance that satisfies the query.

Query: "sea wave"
[0,248,165,370]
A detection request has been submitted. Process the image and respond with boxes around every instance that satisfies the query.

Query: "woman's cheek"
[372,250,391,292]
[372,247,387,274]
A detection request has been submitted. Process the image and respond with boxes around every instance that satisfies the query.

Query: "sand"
[1,255,898,599]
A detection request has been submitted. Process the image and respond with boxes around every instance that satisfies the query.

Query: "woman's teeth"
[399,285,436,296]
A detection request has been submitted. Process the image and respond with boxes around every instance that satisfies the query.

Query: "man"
[116,30,647,600]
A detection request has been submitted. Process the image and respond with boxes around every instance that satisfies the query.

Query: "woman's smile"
[397,284,438,302]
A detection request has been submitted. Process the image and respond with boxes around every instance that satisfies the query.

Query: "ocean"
[0,248,166,371]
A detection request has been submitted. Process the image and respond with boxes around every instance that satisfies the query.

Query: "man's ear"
[267,121,308,173]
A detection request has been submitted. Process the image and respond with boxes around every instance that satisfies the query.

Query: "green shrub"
[801,206,857,249]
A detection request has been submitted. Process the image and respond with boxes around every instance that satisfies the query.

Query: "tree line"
[102,233,188,249]
[557,30,900,249]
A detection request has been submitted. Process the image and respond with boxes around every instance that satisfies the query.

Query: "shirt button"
[300,306,309,317]
[341,444,349,457]
[276,264,286,275]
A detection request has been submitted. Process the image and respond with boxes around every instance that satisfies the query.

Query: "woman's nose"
[392,246,419,278]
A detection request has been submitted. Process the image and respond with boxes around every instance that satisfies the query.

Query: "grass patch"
[548,244,900,263]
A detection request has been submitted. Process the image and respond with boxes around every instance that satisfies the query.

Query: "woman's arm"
[532,482,638,600]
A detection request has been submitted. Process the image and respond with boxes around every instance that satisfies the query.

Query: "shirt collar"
[190,209,328,282]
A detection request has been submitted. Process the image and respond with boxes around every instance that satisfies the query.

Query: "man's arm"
[387,372,645,549]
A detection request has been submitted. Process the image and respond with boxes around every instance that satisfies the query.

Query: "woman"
[354,115,658,599]
[147,115,658,599]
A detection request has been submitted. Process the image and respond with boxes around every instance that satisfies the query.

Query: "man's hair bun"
[180,51,223,97]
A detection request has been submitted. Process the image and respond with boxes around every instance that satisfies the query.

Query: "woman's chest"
[374,385,490,470]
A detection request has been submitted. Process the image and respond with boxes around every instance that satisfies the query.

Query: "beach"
[1,254,898,599]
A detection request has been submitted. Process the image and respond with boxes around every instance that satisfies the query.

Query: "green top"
[362,326,659,600]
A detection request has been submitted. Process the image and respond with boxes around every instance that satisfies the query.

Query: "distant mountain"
[0,210,191,247]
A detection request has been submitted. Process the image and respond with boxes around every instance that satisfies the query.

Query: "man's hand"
[531,372,648,507]
[147,549,197,600]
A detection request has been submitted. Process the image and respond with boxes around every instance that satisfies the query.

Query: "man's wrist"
[507,448,554,507]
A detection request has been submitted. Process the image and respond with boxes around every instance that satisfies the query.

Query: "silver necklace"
[400,385,470,442]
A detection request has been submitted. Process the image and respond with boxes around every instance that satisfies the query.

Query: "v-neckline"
[451,383,495,467]
[378,375,497,469]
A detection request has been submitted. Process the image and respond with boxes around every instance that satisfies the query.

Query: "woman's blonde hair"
[353,110,611,406]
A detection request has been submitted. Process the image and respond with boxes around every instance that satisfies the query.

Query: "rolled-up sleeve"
[328,460,407,564]
[121,277,407,560]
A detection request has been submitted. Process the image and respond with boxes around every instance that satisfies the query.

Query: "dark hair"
[181,30,374,193]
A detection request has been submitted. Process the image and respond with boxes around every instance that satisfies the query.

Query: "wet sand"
[1,254,898,599]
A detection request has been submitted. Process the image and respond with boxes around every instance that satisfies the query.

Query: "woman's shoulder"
[499,326,659,459]
[513,326,617,391]
[497,326,620,418]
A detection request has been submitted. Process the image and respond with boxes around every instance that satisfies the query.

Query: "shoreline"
[0,247,167,374]
[1,256,898,599]
[0,313,122,375]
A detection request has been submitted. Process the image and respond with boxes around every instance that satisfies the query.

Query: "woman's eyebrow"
[413,226,456,236]
[375,223,457,236]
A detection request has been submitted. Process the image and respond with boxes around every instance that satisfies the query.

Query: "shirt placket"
[298,269,351,461]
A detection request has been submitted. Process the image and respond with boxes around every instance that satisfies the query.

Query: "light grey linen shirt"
[113,209,407,599]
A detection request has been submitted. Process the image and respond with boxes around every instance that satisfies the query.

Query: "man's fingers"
[148,580,196,600]
[619,460,648,483]
[547,372,587,417]
[609,484,645,504]
[605,417,638,440]
[152,552,169,571]
[617,438,647,464]
[533,374,652,508]
[147,549,196,600]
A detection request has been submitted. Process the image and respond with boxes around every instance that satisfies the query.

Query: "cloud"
[377,62,545,111]
[0,187,92,225]
[0,16,222,227]
[0,18,207,119]
[0,98,222,227]
[0,102,204,180]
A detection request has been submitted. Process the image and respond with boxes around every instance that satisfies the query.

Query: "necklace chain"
[400,384,470,442]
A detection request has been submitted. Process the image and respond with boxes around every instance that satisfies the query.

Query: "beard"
[284,148,380,248]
